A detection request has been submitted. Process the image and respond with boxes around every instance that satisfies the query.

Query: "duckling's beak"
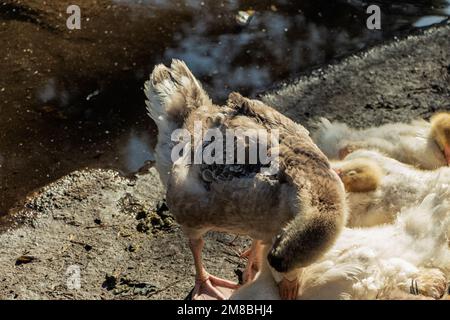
[445,144,450,166]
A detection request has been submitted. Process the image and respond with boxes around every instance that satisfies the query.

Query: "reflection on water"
[0,0,449,216]
[122,131,155,172]
[414,15,448,26]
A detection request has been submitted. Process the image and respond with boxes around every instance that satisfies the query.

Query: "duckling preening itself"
[312,112,450,169]
[144,59,346,300]
[333,149,450,227]
[231,188,450,300]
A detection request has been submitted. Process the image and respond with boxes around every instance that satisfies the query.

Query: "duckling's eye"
[444,129,450,139]
[347,170,358,176]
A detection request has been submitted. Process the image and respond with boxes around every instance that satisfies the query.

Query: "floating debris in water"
[86,89,100,101]
[235,10,255,27]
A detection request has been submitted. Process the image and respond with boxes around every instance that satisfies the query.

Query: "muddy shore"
[0,23,449,299]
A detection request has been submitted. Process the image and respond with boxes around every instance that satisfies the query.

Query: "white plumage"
[312,114,450,169]
[231,187,450,300]
[333,149,450,227]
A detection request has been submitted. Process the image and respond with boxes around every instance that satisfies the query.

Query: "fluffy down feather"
[231,186,450,300]
[312,115,449,169]
[333,149,450,227]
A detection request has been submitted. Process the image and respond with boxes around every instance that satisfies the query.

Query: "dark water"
[0,0,449,216]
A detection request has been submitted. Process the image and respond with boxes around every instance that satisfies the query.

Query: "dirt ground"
[263,24,450,128]
[0,20,449,299]
[0,168,250,299]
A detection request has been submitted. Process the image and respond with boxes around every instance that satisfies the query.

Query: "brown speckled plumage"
[145,59,347,277]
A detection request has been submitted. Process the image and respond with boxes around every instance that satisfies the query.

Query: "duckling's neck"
[346,178,379,193]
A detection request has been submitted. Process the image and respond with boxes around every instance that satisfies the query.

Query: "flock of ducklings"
[318,112,450,228]
[232,111,450,300]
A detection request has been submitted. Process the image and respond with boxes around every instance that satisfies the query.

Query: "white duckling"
[231,188,450,300]
[312,112,450,169]
[144,60,347,300]
[333,149,450,227]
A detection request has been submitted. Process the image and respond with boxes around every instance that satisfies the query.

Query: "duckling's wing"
[227,92,310,137]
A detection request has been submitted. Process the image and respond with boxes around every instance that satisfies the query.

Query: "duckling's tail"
[144,59,212,136]
[144,60,212,186]
[312,118,354,159]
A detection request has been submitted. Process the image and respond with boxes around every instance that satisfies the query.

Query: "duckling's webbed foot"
[192,273,240,300]
[189,238,239,300]
[279,273,301,300]
[409,268,448,299]
[241,240,264,284]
